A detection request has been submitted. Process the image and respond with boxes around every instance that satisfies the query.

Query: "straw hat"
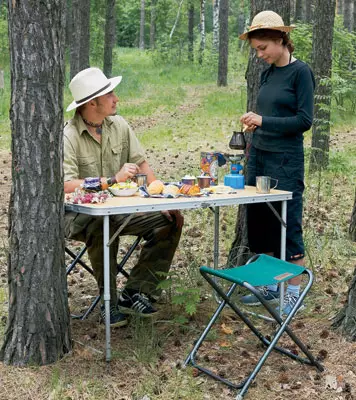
[239,10,295,40]
[66,67,122,112]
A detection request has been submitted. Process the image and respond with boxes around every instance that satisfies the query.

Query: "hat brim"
[239,25,295,40]
[66,75,122,112]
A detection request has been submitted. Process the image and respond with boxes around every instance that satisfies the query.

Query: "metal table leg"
[103,215,111,362]
[279,200,287,316]
[214,206,220,270]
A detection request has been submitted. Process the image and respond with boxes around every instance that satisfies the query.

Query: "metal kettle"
[229,130,246,150]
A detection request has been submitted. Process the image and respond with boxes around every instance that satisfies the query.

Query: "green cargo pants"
[64,211,182,305]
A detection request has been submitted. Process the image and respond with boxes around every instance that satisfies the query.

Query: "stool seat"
[201,254,305,287]
[184,254,324,399]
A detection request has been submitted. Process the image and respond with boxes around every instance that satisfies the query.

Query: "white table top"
[65,186,292,216]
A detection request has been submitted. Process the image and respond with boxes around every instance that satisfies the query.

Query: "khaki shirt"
[64,113,145,181]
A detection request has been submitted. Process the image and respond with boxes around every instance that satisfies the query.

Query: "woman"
[239,11,315,315]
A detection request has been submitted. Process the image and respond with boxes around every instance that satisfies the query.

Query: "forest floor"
[0,92,356,399]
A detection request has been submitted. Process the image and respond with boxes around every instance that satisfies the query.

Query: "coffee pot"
[229,129,246,150]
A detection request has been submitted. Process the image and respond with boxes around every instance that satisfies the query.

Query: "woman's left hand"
[240,112,262,128]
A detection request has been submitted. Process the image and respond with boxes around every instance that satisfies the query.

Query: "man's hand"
[115,163,140,182]
[161,210,184,229]
[240,112,262,131]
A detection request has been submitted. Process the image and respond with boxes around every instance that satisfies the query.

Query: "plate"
[109,187,138,197]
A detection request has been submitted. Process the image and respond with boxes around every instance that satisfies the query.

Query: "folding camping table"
[65,185,292,362]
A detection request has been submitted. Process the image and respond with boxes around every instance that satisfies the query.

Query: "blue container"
[224,174,245,189]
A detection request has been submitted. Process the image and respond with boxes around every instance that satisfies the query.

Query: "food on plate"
[111,181,138,190]
[162,184,180,196]
[179,184,200,196]
[204,185,232,194]
[66,189,109,204]
[147,179,165,195]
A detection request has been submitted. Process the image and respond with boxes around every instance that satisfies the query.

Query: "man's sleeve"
[127,124,146,165]
[63,134,79,181]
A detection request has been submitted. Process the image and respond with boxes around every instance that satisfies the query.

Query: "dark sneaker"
[117,291,158,317]
[240,286,280,306]
[100,305,128,327]
[276,292,305,316]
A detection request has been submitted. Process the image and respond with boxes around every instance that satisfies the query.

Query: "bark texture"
[332,267,356,340]
[295,0,304,21]
[103,0,116,78]
[70,0,90,79]
[213,0,220,52]
[237,0,246,37]
[199,0,206,65]
[349,189,356,241]
[217,0,228,86]
[309,0,336,173]
[337,0,343,14]
[0,0,71,366]
[188,1,194,62]
[228,0,291,267]
[150,0,156,49]
[343,0,353,31]
[139,0,145,50]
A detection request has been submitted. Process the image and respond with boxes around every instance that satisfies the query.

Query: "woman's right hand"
[240,112,261,132]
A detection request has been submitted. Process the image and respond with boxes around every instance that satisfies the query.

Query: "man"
[64,67,183,327]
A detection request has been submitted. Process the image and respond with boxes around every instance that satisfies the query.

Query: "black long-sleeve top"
[252,59,315,153]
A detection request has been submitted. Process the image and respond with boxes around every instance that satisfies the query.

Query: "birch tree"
[199,0,206,65]
[213,0,220,52]
[139,0,145,50]
[217,0,228,86]
[188,0,195,62]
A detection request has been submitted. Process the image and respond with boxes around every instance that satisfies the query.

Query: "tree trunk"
[305,0,313,23]
[343,0,353,31]
[103,0,116,78]
[139,0,145,50]
[228,0,291,267]
[237,0,246,37]
[332,266,356,340]
[188,0,194,62]
[349,188,356,241]
[337,0,343,14]
[290,0,296,20]
[199,0,206,65]
[217,0,228,86]
[309,0,336,173]
[0,0,71,366]
[295,0,304,21]
[150,0,156,49]
[213,0,220,52]
[65,0,72,51]
[70,0,90,79]
[79,1,90,71]
[354,0,356,33]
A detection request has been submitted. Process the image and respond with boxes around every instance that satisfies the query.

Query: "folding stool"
[184,254,324,399]
[65,236,142,320]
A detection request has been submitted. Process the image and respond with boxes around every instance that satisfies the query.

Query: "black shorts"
[246,146,305,261]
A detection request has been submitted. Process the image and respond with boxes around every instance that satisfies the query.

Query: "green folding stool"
[184,254,324,399]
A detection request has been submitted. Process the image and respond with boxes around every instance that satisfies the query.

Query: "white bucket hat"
[239,10,295,40]
[66,67,122,112]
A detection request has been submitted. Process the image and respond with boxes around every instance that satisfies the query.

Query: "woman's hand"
[240,112,262,130]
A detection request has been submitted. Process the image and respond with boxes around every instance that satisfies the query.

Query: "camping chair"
[65,236,142,320]
[184,254,324,399]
